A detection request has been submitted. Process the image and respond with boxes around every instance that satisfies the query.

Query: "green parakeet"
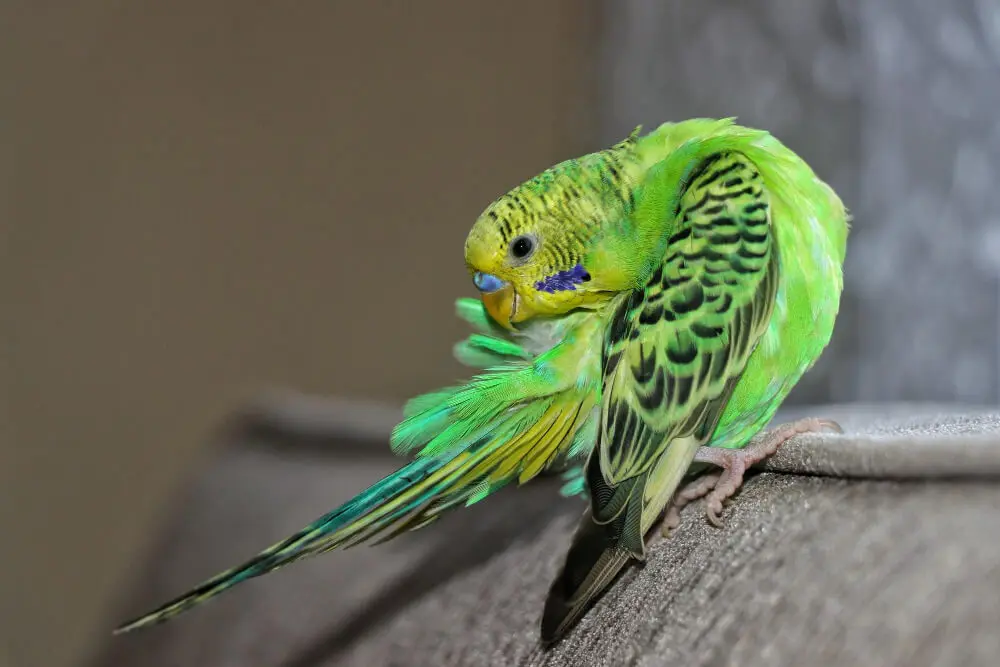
[114,118,848,643]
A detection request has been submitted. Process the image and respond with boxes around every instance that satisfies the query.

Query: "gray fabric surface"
[96,402,1000,667]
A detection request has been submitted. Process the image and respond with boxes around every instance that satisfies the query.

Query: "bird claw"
[658,471,722,537]
[705,500,724,528]
[659,507,682,538]
[813,418,844,434]
[686,417,843,528]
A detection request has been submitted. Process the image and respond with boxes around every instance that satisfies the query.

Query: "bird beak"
[473,272,517,331]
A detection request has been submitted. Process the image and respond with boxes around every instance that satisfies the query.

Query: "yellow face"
[464,225,544,330]
[463,187,614,330]
[462,129,662,329]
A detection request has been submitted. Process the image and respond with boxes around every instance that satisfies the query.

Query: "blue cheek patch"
[473,271,505,293]
[534,264,591,293]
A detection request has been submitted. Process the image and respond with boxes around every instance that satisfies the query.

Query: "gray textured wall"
[598,0,1000,404]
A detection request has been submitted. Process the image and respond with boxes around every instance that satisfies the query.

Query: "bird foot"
[659,472,722,537]
[662,417,842,533]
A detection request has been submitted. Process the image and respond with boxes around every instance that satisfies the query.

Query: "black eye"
[510,235,535,259]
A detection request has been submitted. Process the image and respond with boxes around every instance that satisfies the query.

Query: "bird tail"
[540,434,701,643]
[540,462,643,643]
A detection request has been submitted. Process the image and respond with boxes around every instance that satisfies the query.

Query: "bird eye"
[510,235,536,260]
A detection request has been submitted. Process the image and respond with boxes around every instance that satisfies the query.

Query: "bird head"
[463,159,633,330]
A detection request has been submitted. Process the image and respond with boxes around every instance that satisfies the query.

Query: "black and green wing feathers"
[541,150,780,642]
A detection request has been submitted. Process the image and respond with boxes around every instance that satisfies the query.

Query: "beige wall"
[2,3,596,666]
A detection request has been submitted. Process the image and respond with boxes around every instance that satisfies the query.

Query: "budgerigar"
[114,118,848,643]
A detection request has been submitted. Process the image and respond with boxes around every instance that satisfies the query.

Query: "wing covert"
[599,151,780,483]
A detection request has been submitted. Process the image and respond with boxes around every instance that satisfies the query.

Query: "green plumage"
[114,119,848,642]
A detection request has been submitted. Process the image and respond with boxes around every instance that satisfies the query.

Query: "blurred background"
[5,2,1000,666]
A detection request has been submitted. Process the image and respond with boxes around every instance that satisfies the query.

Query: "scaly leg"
[695,417,842,526]
[677,417,843,529]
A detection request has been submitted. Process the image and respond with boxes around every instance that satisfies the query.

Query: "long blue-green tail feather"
[113,452,455,633]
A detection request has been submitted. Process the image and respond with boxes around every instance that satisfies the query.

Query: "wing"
[115,302,603,633]
[599,150,779,486]
[541,149,780,642]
